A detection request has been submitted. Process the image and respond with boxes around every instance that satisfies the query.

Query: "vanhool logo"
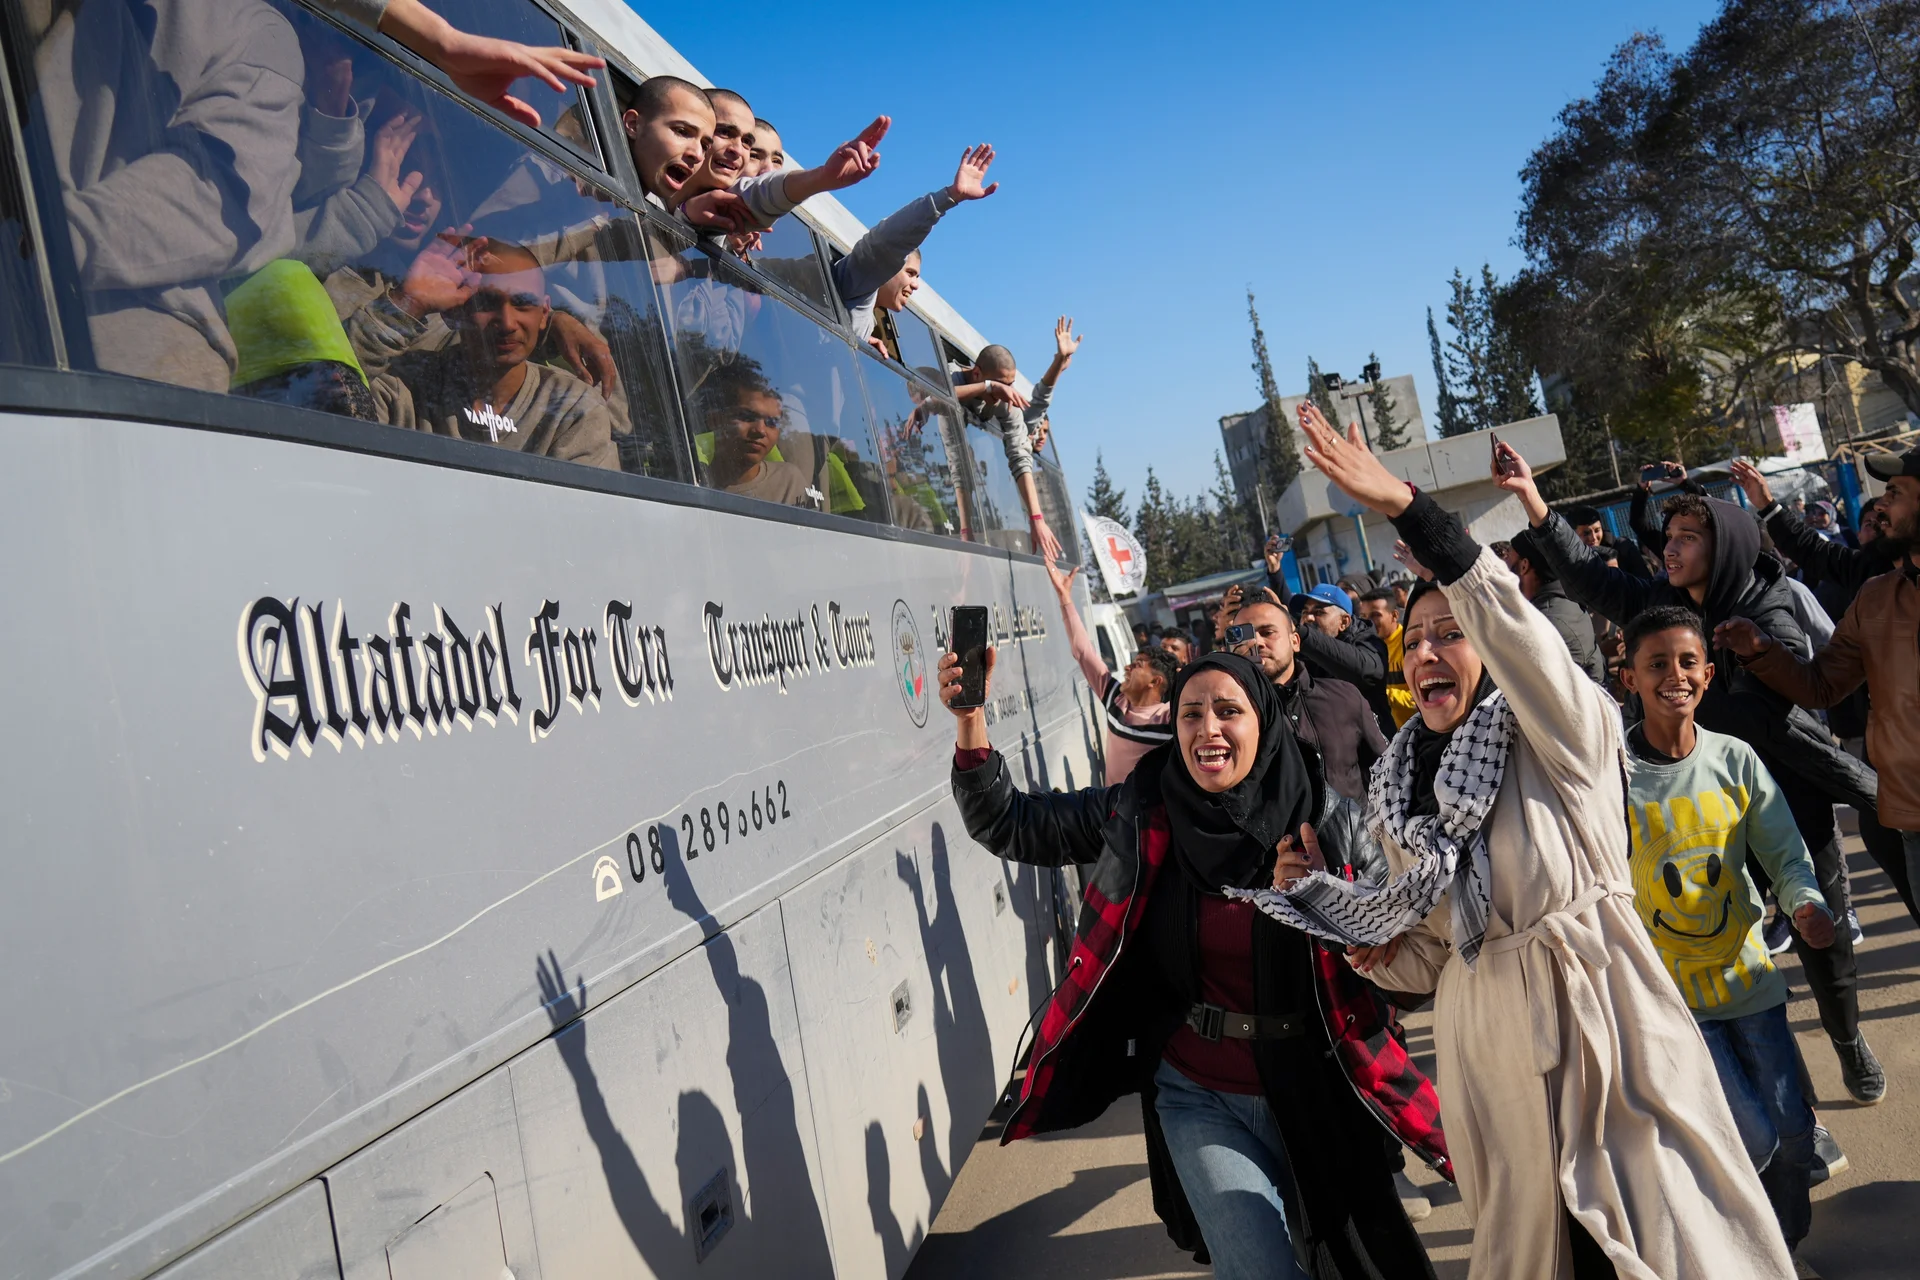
[892,599,928,728]
[462,403,517,442]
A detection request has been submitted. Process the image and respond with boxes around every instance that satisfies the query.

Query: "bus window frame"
[292,0,613,178]
[0,9,60,368]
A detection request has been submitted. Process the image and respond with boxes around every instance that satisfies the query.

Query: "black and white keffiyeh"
[1226,690,1517,969]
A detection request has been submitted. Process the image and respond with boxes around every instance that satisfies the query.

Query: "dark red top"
[955,746,992,771]
[1162,893,1264,1094]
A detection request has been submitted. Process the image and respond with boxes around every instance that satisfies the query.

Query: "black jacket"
[1531,503,1879,821]
[951,748,1442,1278]
[1762,501,1899,605]
[1277,665,1388,802]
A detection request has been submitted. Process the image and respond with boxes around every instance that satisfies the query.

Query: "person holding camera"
[938,642,1444,1278]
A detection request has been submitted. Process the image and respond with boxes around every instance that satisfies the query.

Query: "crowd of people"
[991,398,1920,1278]
[29,0,1074,556]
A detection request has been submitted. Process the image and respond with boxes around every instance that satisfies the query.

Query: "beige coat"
[1369,549,1792,1280]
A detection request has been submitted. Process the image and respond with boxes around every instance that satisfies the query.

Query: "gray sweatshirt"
[963,378,1052,480]
[34,0,304,387]
[835,187,960,340]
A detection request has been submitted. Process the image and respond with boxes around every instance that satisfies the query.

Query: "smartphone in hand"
[1640,463,1667,484]
[1491,434,1520,478]
[949,606,990,709]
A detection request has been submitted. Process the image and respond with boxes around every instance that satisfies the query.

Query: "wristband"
[1030,513,1046,523]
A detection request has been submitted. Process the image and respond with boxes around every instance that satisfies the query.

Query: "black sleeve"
[1629,485,1665,555]
[1267,564,1289,598]
[1297,625,1386,692]
[1388,490,1480,584]
[1527,510,1656,628]
[1763,506,1891,594]
[951,750,1116,867]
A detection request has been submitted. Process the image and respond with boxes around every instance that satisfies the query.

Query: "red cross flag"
[1082,511,1148,597]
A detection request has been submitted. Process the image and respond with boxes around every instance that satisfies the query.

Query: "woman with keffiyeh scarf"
[1231,404,1794,1280]
[940,643,1443,1278]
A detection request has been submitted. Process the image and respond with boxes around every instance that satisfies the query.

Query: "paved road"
[907,828,1920,1279]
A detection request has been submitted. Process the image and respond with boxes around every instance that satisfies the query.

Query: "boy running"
[1617,606,1835,1258]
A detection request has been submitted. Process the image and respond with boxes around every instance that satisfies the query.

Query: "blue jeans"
[1152,1058,1308,1279]
[1698,1003,1814,1248]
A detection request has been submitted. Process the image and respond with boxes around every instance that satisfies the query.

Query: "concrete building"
[1276,414,1567,588]
[1220,374,1428,531]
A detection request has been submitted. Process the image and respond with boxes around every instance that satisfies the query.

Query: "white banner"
[1772,402,1827,463]
[1083,510,1148,597]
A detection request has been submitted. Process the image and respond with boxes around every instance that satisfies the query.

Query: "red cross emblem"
[1107,537,1134,567]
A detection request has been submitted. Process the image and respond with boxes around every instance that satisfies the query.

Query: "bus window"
[734,217,836,320]
[892,309,947,392]
[961,418,1028,554]
[1033,458,1080,566]
[19,0,684,479]
[0,108,51,368]
[413,0,601,167]
[859,357,971,539]
[651,227,889,522]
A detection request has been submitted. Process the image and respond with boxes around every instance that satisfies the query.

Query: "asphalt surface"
[906,828,1920,1280]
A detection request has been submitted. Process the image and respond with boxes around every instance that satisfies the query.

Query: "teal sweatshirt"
[1625,724,1825,1021]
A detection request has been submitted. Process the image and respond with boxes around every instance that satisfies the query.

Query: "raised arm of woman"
[940,649,1116,867]
[1296,406,1619,783]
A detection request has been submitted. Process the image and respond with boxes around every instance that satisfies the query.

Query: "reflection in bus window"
[735,216,835,319]
[963,420,1027,553]
[1033,459,1081,566]
[652,229,889,521]
[415,0,601,166]
[20,0,683,478]
[892,308,947,390]
[860,359,972,539]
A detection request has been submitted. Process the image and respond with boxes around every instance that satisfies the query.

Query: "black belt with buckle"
[1186,1002,1307,1042]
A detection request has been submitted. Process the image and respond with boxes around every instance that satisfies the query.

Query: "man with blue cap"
[1283,582,1397,736]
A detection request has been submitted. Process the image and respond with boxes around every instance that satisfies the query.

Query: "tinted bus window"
[735,216,836,319]
[859,357,970,538]
[0,113,51,367]
[1033,459,1080,565]
[21,0,683,479]
[962,420,1028,553]
[652,227,889,522]
[893,308,947,391]
[415,0,601,166]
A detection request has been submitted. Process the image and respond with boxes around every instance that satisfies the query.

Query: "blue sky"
[637,1,1722,508]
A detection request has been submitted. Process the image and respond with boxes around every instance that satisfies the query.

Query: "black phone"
[1491,433,1518,477]
[1224,622,1258,648]
[949,606,990,708]
[1640,463,1667,483]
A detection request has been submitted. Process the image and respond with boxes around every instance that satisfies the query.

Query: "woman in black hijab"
[940,646,1443,1279]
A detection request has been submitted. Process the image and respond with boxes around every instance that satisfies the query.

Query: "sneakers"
[1393,1170,1433,1222]
[1833,1033,1887,1105]
[1847,909,1865,946]
[1764,910,1795,955]
[1811,1125,1848,1186]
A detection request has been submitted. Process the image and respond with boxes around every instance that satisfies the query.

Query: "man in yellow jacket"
[1356,587,1416,729]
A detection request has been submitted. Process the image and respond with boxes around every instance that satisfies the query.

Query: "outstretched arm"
[1298,403,1618,779]
[1503,452,1654,626]
[1048,563,1115,697]
[719,117,892,231]
[940,650,1112,865]
[363,0,603,129]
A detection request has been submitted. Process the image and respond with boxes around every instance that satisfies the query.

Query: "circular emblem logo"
[891,599,929,728]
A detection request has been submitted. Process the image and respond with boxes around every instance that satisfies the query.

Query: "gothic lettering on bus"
[703,601,816,693]
[240,595,532,762]
[829,601,877,669]
[526,600,604,743]
[604,600,674,707]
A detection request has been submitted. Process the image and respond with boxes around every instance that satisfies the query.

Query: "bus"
[0,2,1102,1276]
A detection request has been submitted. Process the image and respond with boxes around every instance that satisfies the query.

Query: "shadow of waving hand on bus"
[534,951,684,1268]
[659,825,836,1276]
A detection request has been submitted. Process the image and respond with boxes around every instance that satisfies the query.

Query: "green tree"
[1085,450,1129,520]
[1306,356,1344,429]
[1366,353,1408,450]
[1134,468,1179,591]
[1249,290,1302,503]
[1438,266,1542,434]
[1210,450,1254,565]
[1427,307,1464,437]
